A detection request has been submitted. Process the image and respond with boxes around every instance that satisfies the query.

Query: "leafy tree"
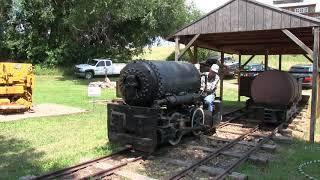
[0,0,202,66]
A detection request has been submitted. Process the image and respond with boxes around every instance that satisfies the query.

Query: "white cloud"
[187,0,320,13]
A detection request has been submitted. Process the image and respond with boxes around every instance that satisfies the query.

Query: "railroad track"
[32,147,145,180]
[167,122,283,180]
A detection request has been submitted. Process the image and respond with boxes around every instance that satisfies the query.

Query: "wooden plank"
[115,170,156,180]
[193,138,277,152]
[230,0,239,32]
[178,34,200,60]
[246,2,255,31]
[282,29,313,56]
[194,19,201,34]
[263,8,272,29]
[201,17,209,34]
[216,8,224,32]
[272,11,281,29]
[222,4,231,32]
[254,5,264,30]
[310,27,319,143]
[221,151,268,165]
[291,16,301,28]
[281,13,291,28]
[190,146,268,165]
[238,0,247,31]
[208,13,216,33]
[272,134,293,144]
[175,36,180,61]
[301,20,311,27]
[165,158,247,179]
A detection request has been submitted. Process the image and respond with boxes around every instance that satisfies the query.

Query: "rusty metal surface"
[251,71,299,105]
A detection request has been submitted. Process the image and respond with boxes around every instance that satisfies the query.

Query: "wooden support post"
[240,55,255,69]
[175,36,180,61]
[265,51,269,71]
[282,29,313,56]
[310,27,319,143]
[279,54,282,71]
[178,34,200,60]
[238,54,241,102]
[194,46,198,63]
[187,46,199,64]
[220,52,225,101]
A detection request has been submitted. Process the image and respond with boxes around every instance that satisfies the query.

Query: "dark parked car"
[289,64,313,88]
[200,56,239,77]
[241,63,273,77]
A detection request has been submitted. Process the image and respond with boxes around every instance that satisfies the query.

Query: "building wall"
[282,4,316,13]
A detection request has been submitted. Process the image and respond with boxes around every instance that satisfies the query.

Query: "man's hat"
[210,64,219,73]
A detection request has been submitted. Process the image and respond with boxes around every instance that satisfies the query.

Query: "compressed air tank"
[119,60,201,106]
[251,71,301,106]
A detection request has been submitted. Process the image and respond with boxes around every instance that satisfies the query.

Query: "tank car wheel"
[191,108,205,136]
[168,130,183,145]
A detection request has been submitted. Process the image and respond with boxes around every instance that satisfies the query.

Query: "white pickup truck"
[74,59,126,79]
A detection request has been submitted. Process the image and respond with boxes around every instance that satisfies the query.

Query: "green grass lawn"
[0,76,117,179]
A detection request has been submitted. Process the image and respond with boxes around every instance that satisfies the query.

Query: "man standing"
[201,64,220,112]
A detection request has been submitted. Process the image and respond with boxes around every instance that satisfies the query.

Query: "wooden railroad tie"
[190,145,268,165]
[164,158,247,180]
[201,136,277,153]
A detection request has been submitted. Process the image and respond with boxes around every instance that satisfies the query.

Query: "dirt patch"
[0,103,87,122]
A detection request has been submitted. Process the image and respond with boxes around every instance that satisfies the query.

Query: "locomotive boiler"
[245,70,305,123]
[107,60,221,152]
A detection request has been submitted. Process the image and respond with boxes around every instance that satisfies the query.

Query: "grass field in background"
[134,46,175,60]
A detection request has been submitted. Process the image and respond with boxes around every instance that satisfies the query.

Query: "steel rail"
[214,123,283,180]
[219,111,248,128]
[167,125,259,180]
[32,147,132,180]
[222,107,245,117]
[81,155,144,179]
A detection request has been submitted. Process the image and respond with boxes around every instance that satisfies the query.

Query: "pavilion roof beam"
[282,29,313,57]
[303,54,313,63]
[177,34,200,60]
[240,55,255,69]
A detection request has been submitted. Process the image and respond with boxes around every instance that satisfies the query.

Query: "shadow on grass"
[0,135,45,180]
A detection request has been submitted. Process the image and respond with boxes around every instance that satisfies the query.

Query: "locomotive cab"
[107,60,221,152]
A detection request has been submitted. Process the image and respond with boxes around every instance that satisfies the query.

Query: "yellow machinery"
[0,62,34,113]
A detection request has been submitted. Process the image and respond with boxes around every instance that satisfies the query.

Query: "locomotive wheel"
[168,130,183,145]
[191,108,205,136]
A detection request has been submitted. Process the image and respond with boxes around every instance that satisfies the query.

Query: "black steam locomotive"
[107,60,221,152]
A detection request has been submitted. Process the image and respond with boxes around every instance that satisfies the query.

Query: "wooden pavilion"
[167,0,320,142]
